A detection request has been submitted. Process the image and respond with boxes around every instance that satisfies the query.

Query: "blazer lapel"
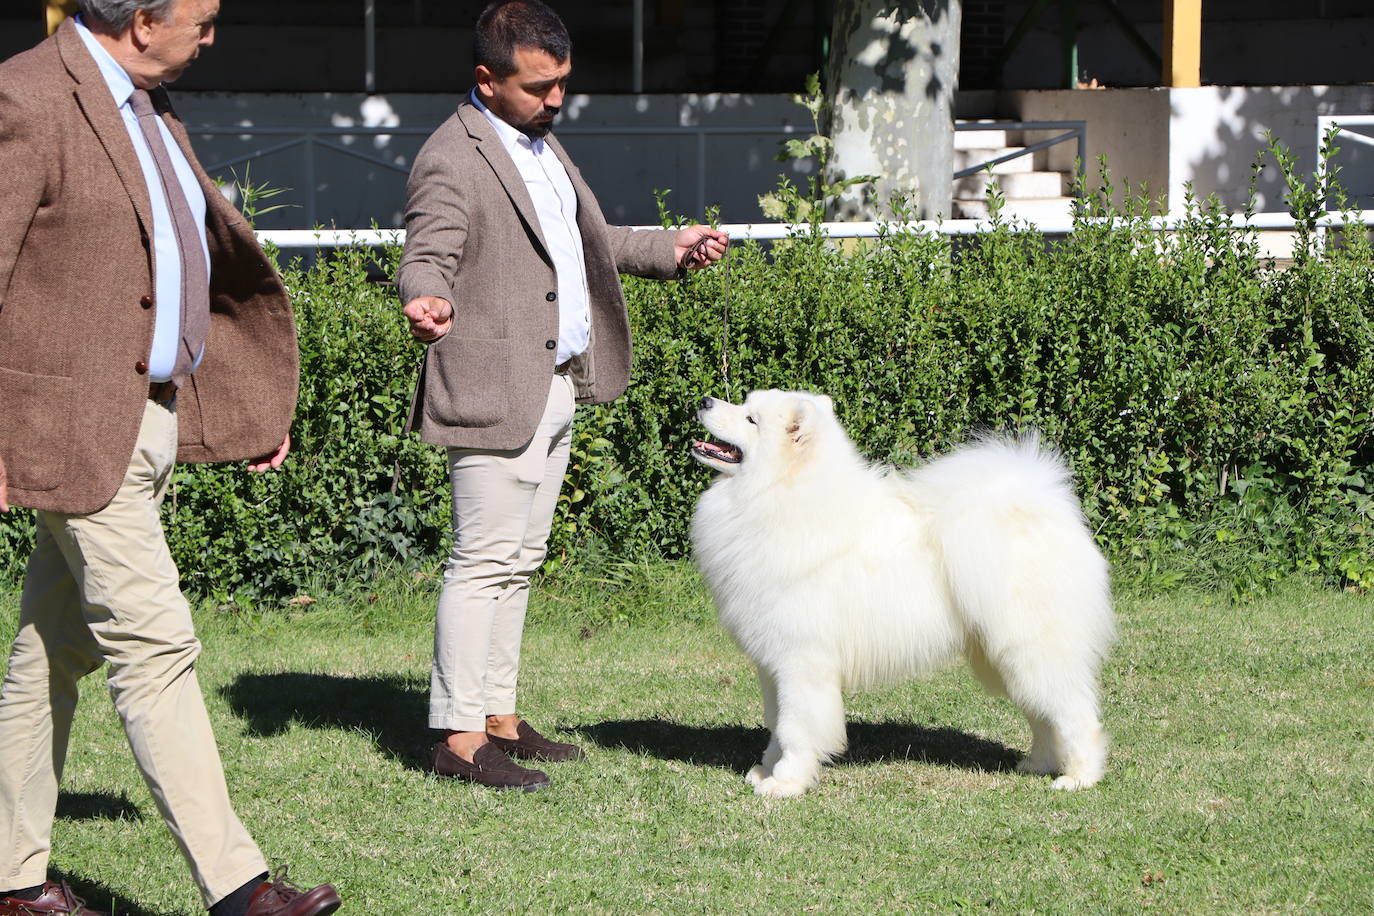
[546,133,612,277]
[458,101,552,263]
[57,20,154,238]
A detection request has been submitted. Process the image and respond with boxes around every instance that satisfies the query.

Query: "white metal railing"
[256,210,1374,250]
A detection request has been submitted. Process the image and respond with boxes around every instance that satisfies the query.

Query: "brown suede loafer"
[243,867,340,916]
[0,881,106,916]
[432,741,551,791]
[487,719,586,762]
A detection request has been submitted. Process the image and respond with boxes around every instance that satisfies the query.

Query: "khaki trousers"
[430,374,576,732]
[0,399,267,907]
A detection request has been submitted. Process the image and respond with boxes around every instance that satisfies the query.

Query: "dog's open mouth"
[691,440,742,464]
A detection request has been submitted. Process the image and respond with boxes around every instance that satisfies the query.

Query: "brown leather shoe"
[243,867,340,916]
[0,882,107,915]
[432,741,551,790]
[487,719,586,762]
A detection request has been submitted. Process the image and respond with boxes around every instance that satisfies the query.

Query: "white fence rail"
[257,210,1374,250]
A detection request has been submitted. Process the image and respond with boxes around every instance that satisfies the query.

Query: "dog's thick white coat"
[690,391,1115,798]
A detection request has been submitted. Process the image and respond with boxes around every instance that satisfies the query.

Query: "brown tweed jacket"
[396,97,680,451]
[0,21,299,516]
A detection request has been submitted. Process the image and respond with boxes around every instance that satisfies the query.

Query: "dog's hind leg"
[1014,712,1062,777]
[750,669,846,798]
[968,639,1061,776]
[1041,696,1107,790]
[746,668,782,788]
[1002,664,1106,790]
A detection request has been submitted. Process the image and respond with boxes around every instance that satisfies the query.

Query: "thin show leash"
[681,234,734,402]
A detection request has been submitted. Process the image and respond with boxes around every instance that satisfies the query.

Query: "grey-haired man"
[0,2,339,914]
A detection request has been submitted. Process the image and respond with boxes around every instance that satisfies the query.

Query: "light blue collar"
[73,16,140,109]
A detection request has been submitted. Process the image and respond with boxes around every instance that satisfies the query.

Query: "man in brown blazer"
[399,0,728,791]
[0,2,340,915]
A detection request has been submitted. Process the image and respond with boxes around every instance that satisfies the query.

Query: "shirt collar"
[470,88,544,155]
[73,15,137,109]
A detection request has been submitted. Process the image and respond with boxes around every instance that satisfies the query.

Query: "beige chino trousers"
[430,373,576,732]
[0,398,267,907]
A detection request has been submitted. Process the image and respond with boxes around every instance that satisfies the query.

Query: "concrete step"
[954,127,1011,150]
[953,147,1036,174]
[952,197,1076,222]
[953,170,1069,199]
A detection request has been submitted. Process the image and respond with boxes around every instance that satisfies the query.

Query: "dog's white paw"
[745,765,769,787]
[751,775,812,798]
[1049,773,1099,791]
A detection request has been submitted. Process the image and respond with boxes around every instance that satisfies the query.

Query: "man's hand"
[404,296,454,342]
[0,457,8,513]
[247,435,291,472]
[675,225,730,270]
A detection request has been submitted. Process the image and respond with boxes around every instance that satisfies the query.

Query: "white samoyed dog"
[690,390,1115,798]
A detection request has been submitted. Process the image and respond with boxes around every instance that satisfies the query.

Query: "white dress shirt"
[472,91,591,365]
[75,17,209,382]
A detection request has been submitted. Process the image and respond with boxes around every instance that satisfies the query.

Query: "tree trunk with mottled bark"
[825,0,962,220]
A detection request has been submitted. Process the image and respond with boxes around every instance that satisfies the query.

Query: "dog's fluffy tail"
[906,433,1116,671]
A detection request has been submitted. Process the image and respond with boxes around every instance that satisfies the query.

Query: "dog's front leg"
[750,668,845,798]
[745,667,781,788]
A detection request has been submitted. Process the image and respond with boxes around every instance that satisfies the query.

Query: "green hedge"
[3,174,1373,602]
[585,191,1374,598]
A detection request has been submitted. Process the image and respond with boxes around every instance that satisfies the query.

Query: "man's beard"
[519,109,559,139]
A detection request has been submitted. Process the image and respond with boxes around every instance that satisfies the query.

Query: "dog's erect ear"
[786,400,817,445]
[815,394,834,413]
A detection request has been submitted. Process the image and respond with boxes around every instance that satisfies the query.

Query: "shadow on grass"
[576,719,1020,775]
[56,790,142,821]
[219,672,431,771]
[47,869,179,916]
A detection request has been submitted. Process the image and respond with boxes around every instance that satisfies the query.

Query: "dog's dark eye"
[746,416,757,425]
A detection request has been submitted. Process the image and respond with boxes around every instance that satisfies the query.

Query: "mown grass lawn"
[1,566,1371,915]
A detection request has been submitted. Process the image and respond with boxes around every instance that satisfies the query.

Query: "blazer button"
[135,360,149,375]
[545,291,557,302]
[140,295,154,309]
[545,339,556,350]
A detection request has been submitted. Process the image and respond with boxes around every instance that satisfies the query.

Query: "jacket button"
[134,360,149,374]
[545,291,557,302]
[545,339,556,350]
[140,295,154,309]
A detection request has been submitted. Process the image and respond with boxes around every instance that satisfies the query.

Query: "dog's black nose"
[699,396,714,410]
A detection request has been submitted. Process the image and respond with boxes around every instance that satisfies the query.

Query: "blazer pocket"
[423,337,509,429]
[0,366,73,491]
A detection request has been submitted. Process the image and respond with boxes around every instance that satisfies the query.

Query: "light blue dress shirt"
[472,91,591,365]
[75,17,209,382]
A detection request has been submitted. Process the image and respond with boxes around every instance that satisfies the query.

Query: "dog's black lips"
[692,440,742,463]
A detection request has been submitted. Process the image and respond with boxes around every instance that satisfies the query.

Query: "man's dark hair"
[474,1,571,77]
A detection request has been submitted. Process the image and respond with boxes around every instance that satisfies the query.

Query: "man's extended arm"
[0,81,55,513]
[397,138,469,341]
[604,224,728,280]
